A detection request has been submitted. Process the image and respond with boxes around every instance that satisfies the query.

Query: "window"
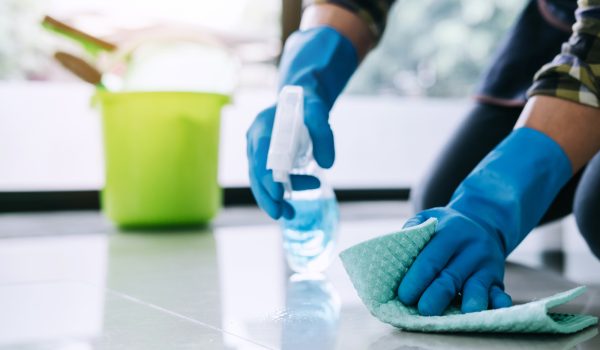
[0,1,282,192]
[0,0,281,88]
[0,0,528,194]
[347,0,525,97]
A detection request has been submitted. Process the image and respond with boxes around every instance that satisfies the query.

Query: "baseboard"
[0,188,410,213]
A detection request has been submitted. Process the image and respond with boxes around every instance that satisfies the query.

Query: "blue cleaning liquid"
[281,197,339,273]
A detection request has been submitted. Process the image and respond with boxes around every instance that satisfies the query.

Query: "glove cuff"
[449,127,572,254]
[278,26,359,110]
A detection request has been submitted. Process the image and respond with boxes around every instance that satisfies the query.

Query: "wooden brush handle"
[54,51,103,86]
[43,15,117,52]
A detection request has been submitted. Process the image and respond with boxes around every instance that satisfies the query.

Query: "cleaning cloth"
[340,218,598,333]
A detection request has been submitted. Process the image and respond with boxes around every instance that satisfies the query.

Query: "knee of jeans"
[574,197,600,260]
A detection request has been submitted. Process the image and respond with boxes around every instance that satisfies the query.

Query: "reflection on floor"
[0,202,598,349]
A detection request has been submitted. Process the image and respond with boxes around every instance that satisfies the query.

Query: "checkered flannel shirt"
[529,0,600,107]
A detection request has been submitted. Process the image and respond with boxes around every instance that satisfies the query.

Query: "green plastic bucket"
[95,91,230,228]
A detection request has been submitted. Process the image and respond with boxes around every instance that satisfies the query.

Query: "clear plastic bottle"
[282,162,339,273]
[267,86,340,273]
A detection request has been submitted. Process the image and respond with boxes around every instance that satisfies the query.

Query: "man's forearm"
[300,4,375,60]
[519,96,600,172]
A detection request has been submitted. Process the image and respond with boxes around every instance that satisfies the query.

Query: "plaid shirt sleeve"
[306,0,396,40]
[528,0,600,107]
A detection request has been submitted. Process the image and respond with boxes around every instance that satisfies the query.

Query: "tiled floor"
[1,202,599,349]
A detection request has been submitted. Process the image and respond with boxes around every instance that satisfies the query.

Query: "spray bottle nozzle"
[267,85,310,189]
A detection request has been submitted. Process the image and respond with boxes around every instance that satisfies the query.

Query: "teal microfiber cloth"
[340,218,599,333]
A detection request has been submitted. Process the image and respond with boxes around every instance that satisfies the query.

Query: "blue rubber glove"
[246,27,358,219]
[399,127,573,316]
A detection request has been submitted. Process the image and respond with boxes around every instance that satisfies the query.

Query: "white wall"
[0,82,469,191]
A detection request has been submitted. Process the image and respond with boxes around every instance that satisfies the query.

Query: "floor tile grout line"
[105,288,275,350]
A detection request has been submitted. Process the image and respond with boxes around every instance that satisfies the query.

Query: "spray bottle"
[267,85,340,273]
